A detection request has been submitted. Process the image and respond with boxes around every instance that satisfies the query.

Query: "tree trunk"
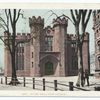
[9,53,20,85]
[80,45,84,87]
[8,22,20,85]
[76,47,81,87]
[76,44,84,87]
[75,25,84,87]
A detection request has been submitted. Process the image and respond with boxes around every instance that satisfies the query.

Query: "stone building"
[4,16,90,77]
[93,10,100,76]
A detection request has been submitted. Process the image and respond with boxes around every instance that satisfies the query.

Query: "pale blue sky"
[0,9,94,68]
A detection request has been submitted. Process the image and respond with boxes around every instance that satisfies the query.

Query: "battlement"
[16,33,31,36]
[93,10,100,26]
[29,16,44,27]
[4,31,31,40]
[16,33,31,39]
[53,17,68,27]
[66,34,77,40]
[66,32,89,41]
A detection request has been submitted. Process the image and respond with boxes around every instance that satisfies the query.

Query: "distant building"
[93,10,100,76]
[4,16,90,77]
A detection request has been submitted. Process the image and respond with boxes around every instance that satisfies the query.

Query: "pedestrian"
[85,69,89,86]
[81,71,85,87]
[83,72,85,86]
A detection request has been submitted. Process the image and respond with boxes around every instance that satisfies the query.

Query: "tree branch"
[77,10,81,24]
[70,10,76,23]
[13,9,16,24]
[0,17,7,29]
[75,9,78,17]
[9,9,13,27]
[84,10,92,28]
[15,9,21,23]
[0,35,12,54]
[49,10,58,17]
[59,14,75,25]
[5,9,9,31]
[0,23,6,30]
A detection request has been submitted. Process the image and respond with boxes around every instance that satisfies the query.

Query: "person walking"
[83,72,85,86]
[81,71,85,87]
[85,69,89,86]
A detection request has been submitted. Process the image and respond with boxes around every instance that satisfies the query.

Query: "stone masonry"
[4,16,90,77]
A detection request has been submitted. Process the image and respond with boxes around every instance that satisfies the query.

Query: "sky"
[0,9,94,68]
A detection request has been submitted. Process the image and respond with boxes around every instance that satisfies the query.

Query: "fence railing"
[0,77,92,91]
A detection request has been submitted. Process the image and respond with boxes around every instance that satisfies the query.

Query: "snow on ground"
[0,76,99,91]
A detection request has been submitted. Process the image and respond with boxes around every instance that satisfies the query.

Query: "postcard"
[0,3,99,97]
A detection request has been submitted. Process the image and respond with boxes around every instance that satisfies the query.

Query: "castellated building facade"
[93,10,100,76]
[4,16,90,77]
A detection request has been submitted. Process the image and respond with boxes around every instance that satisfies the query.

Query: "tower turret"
[53,17,68,76]
[29,16,44,77]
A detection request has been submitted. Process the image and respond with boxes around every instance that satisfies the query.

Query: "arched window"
[16,43,24,70]
[97,29,98,33]
[97,41,100,51]
[45,36,53,51]
[98,56,100,68]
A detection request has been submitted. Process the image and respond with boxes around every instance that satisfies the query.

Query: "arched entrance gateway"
[40,54,60,76]
[45,61,54,75]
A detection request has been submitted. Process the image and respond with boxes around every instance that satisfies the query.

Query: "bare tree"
[47,10,92,87]
[0,9,42,85]
[70,9,92,87]
[0,9,25,85]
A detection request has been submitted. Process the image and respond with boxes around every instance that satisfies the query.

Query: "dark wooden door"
[45,62,53,75]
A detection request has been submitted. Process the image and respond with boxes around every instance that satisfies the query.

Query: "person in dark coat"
[83,72,85,86]
[85,69,89,86]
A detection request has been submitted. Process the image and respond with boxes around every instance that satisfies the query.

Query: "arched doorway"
[45,61,53,75]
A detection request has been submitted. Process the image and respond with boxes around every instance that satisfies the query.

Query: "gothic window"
[16,43,24,70]
[71,41,76,52]
[97,33,99,37]
[98,15,99,19]
[98,41,100,51]
[71,41,76,48]
[71,41,78,70]
[32,62,33,68]
[32,52,33,58]
[45,36,53,51]
[97,29,98,33]
[98,56,100,68]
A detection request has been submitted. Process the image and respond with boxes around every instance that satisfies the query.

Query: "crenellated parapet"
[4,31,31,40]
[93,10,100,26]
[29,16,44,27]
[16,33,31,40]
[4,32,31,40]
[53,17,68,27]
[66,34,77,41]
[66,32,89,41]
